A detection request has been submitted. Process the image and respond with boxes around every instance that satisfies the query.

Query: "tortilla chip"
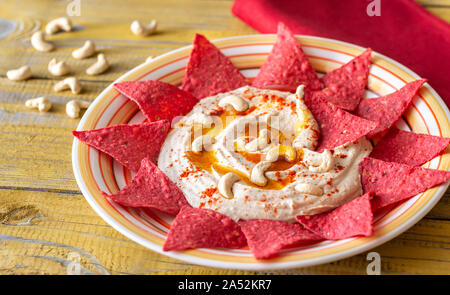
[320,48,372,111]
[163,206,247,251]
[73,120,169,173]
[114,80,199,124]
[238,219,322,259]
[359,157,450,211]
[103,158,189,215]
[370,128,450,166]
[252,22,323,90]
[181,33,247,99]
[296,192,374,240]
[354,79,426,138]
[304,91,378,151]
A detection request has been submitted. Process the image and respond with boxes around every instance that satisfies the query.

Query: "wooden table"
[0,0,449,275]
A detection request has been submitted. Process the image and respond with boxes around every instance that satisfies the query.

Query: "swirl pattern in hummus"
[158,86,372,222]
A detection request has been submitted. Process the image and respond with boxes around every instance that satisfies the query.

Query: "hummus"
[158,86,372,222]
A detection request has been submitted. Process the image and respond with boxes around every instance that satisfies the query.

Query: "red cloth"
[232,0,450,107]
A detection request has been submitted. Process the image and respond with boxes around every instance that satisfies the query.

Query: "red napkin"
[232,0,450,107]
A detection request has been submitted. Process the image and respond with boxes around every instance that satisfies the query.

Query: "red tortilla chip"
[296,192,374,240]
[320,48,372,111]
[238,219,322,259]
[163,206,247,251]
[73,120,169,173]
[354,79,426,138]
[370,128,450,166]
[359,157,450,211]
[114,80,199,124]
[304,91,378,151]
[103,158,189,215]
[252,22,323,90]
[181,33,247,99]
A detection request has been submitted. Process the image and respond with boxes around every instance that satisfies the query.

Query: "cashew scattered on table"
[7,65,32,81]
[48,58,70,76]
[45,17,72,35]
[72,41,96,59]
[131,20,157,36]
[266,144,297,162]
[294,183,323,196]
[250,161,271,186]
[66,100,91,118]
[192,135,214,153]
[218,95,249,112]
[218,172,240,199]
[31,31,54,52]
[53,77,82,94]
[307,149,334,173]
[25,97,51,112]
[244,129,271,152]
[86,53,109,75]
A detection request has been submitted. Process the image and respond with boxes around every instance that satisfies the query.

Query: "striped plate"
[72,34,450,270]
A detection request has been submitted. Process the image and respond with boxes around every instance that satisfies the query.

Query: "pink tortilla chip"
[320,48,372,111]
[163,206,247,251]
[114,80,199,124]
[354,79,426,138]
[103,158,189,215]
[238,219,322,260]
[296,192,374,240]
[370,128,450,166]
[181,34,247,99]
[252,23,323,90]
[304,91,378,151]
[359,157,450,211]
[73,120,169,173]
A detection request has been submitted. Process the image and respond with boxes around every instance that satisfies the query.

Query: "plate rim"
[72,33,450,271]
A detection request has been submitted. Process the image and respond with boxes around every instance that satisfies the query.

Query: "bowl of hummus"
[72,33,450,270]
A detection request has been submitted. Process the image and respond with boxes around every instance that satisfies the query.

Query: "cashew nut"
[266,144,297,162]
[192,135,214,153]
[146,56,154,62]
[45,17,72,35]
[72,41,96,59]
[308,149,334,173]
[53,77,82,94]
[48,58,70,76]
[31,31,54,52]
[250,161,271,186]
[66,100,91,118]
[131,20,157,36]
[86,53,109,75]
[25,97,52,112]
[7,65,32,81]
[296,84,305,98]
[244,129,271,152]
[218,95,249,112]
[295,183,323,196]
[218,172,240,199]
[292,84,320,151]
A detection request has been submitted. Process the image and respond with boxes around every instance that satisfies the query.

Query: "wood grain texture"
[0,0,449,275]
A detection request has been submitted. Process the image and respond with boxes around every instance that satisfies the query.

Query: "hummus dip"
[158,86,372,222]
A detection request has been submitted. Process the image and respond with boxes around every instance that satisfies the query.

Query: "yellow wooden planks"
[0,188,448,275]
[0,0,449,275]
